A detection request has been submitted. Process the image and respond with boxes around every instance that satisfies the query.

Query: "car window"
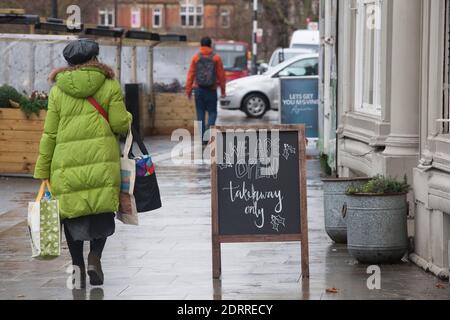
[271,52,304,67]
[269,51,278,67]
[278,58,318,77]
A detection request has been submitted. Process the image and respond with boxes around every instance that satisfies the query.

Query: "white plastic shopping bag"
[117,127,139,225]
[27,180,61,259]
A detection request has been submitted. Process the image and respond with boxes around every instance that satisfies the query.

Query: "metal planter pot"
[346,193,408,264]
[322,178,371,244]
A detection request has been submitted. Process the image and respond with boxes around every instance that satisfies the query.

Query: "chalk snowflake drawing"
[271,215,286,232]
[218,163,233,170]
[218,151,234,170]
[282,144,296,160]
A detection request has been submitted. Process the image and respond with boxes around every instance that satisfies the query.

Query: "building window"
[131,8,141,29]
[98,8,114,27]
[354,0,382,117]
[153,7,162,28]
[180,0,203,28]
[220,8,230,28]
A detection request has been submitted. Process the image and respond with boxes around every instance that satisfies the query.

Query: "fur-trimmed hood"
[49,62,116,99]
[49,61,115,83]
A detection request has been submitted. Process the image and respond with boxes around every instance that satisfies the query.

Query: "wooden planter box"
[153,93,197,135]
[1,94,196,173]
[0,108,46,175]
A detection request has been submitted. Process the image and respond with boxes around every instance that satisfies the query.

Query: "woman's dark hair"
[200,37,212,48]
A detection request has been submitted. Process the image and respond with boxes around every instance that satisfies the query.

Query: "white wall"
[335,0,450,276]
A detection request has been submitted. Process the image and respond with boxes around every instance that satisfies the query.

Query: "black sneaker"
[87,252,104,286]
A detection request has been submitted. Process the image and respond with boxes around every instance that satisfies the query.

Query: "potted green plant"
[0,85,48,175]
[0,85,48,116]
[320,155,372,244]
[345,176,410,264]
[322,176,371,244]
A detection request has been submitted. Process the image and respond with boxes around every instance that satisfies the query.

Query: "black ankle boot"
[87,252,104,286]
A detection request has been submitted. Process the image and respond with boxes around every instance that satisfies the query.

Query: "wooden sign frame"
[211,124,309,279]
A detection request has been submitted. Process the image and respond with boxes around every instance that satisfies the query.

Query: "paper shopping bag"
[117,128,139,225]
[27,180,61,259]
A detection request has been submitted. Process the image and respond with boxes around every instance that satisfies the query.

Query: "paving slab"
[0,109,449,300]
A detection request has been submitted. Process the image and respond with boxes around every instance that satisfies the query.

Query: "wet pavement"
[0,109,449,300]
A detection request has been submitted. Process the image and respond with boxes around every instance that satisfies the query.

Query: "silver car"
[267,48,316,70]
[220,53,319,118]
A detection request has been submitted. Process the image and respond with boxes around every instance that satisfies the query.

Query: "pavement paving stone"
[0,109,449,300]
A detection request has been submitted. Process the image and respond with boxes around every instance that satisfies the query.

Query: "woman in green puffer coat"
[34,39,132,288]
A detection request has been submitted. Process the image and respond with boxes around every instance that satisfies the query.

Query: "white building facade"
[324,0,450,277]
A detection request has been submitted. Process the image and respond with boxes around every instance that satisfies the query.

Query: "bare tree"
[261,0,319,48]
[227,0,319,60]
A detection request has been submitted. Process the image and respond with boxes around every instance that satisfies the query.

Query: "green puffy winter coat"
[34,62,132,220]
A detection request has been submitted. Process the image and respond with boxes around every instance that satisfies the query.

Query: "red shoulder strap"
[87,97,109,123]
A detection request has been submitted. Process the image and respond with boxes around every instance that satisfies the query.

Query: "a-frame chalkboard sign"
[211,125,309,279]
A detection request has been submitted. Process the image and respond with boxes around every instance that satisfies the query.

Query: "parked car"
[290,30,320,52]
[267,48,314,71]
[220,54,319,118]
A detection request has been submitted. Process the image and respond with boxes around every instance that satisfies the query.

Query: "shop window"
[98,8,114,27]
[180,0,203,28]
[354,0,382,117]
[153,7,162,28]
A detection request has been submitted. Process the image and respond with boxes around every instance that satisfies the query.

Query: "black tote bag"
[129,127,162,213]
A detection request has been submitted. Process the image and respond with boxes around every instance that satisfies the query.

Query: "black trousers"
[64,226,107,268]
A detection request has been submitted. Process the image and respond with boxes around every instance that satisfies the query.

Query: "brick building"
[99,0,320,59]
[0,0,318,61]
[0,0,102,34]
[97,0,251,43]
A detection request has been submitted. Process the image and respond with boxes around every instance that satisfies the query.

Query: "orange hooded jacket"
[186,46,226,97]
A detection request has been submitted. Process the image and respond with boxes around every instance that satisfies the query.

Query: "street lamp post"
[51,0,58,18]
[252,0,258,75]
[114,0,118,27]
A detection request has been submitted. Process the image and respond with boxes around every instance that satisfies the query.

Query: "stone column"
[382,0,421,159]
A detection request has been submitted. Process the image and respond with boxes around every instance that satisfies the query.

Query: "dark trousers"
[194,87,218,142]
[64,226,107,268]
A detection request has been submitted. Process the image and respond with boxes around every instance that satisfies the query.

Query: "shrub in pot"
[0,85,48,116]
[0,84,26,107]
[345,176,410,264]
[322,177,371,244]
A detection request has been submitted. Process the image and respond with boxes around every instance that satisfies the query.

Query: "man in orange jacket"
[186,37,226,144]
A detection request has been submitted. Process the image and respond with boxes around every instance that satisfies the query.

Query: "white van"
[289,30,320,52]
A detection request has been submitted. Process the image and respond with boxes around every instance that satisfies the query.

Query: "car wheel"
[242,93,269,118]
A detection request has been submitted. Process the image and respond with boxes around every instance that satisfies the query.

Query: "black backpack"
[195,52,216,88]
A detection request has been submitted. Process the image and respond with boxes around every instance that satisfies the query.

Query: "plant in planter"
[0,84,26,108]
[322,176,371,244]
[0,85,48,175]
[23,91,49,116]
[0,85,48,116]
[345,175,410,264]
